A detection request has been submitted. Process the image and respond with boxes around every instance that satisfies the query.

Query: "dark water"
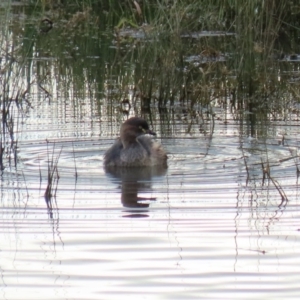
[1,2,300,300]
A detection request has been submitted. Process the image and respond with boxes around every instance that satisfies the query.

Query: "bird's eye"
[139,126,146,132]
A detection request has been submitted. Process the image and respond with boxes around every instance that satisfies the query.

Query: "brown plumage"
[104,117,167,167]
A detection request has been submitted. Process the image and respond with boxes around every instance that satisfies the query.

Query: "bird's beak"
[146,129,156,136]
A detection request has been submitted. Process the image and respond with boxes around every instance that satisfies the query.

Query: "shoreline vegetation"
[2,1,299,108]
[0,0,299,145]
[24,1,300,113]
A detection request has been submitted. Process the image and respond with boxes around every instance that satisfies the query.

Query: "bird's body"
[104,117,167,167]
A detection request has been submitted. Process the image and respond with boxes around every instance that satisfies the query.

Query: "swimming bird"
[104,117,167,167]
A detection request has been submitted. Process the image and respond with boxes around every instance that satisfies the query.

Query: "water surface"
[2,102,300,300]
[1,2,300,300]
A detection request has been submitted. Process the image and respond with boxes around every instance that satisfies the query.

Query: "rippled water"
[1,94,300,299]
[1,3,300,298]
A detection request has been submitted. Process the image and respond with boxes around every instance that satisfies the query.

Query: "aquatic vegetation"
[0,2,30,171]
[14,0,299,122]
[0,0,300,208]
[1,4,300,299]
[44,141,62,218]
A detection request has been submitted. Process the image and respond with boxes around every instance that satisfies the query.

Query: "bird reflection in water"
[105,166,167,217]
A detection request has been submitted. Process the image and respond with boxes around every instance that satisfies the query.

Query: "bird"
[104,117,167,167]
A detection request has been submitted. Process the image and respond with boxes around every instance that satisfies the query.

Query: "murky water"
[1,2,300,300]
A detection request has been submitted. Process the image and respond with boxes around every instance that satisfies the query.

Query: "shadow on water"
[105,166,167,216]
